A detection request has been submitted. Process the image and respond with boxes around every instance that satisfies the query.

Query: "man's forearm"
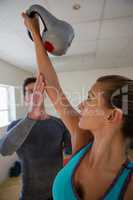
[0,117,36,156]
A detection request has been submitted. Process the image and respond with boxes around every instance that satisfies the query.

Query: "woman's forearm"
[31,32,79,128]
[32,32,72,113]
[32,32,61,90]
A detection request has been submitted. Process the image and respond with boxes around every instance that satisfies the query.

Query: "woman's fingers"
[21,12,27,19]
[22,12,40,34]
[21,12,33,32]
[21,12,29,25]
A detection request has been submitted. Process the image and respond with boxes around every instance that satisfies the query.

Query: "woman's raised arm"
[22,13,92,152]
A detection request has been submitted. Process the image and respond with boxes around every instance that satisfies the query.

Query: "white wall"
[0,59,32,183]
[0,59,32,118]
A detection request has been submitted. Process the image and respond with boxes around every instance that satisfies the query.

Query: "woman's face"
[79,82,111,132]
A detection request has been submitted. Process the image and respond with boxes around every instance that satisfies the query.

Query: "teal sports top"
[52,143,133,200]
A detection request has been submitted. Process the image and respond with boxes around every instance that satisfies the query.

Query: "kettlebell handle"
[26,11,47,41]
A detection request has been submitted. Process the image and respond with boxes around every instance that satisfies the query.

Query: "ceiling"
[0,0,133,72]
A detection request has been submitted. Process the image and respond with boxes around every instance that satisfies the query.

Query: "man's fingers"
[34,75,45,94]
[37,75,44,91]
[40,82,45,94]
[34,74,42,91]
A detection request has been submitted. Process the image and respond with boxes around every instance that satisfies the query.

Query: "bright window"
[0,85,16,127]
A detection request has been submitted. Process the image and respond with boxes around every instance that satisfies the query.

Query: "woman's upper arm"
[46,85,80,133]
[46,87,92,152]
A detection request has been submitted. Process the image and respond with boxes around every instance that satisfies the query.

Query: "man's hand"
[28,74,46,120]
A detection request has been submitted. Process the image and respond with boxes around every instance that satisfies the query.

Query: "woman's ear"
[107,108,123,122]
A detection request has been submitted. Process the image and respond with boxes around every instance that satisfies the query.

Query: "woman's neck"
[88,131,127,170]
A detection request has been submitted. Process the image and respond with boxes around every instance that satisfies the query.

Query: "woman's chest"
[74,162,133,200]
[74,166,113,200]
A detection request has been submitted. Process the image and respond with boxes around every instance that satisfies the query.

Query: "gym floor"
[0,177,21,200]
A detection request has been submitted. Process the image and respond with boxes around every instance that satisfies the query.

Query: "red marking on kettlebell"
[44,41,54,52]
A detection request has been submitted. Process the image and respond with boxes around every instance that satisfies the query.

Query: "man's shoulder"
[49,115,64,127]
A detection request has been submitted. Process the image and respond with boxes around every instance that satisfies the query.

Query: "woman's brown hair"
[97,75,133,139]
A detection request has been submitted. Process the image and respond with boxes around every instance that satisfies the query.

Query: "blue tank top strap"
[126,161,133,169]
[69,143,92,168]
[118,160,133,200]
[103,159,133,200]
[72,143,92,158]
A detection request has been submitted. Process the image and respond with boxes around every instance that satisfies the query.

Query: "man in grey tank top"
[0,76,72,200]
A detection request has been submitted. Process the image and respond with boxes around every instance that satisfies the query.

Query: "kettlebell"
[26,4,74,56]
